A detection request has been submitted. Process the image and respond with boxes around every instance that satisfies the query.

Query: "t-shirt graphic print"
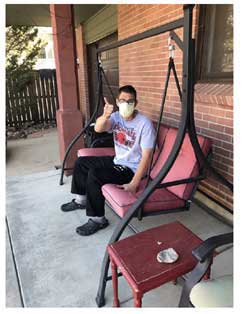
[113,122,136,150]
[109,110,156,173]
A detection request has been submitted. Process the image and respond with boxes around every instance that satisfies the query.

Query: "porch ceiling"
[6,4,105,27]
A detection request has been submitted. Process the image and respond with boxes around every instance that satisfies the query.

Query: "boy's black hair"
[118,85,137,100]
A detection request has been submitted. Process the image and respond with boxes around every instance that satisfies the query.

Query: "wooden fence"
[6,69,59,127]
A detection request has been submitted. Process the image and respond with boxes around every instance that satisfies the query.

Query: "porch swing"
[91,5,233,307]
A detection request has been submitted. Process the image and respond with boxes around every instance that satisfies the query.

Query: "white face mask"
[118,101,135,119]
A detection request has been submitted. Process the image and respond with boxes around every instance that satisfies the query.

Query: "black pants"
[71,156,134,217]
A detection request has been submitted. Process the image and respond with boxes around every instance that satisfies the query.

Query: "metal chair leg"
[95,251,110,307]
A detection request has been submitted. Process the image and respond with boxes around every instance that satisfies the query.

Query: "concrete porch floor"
[6,129,233,307]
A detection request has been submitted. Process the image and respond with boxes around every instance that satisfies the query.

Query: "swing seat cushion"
[102,179,185,218]
[78,147,115,157]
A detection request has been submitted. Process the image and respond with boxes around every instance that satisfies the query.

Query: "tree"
[6,26,46,90]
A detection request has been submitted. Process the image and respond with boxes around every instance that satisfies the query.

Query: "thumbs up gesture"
[103,97,114,119]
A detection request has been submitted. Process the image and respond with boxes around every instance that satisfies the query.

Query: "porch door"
[87,32,119,117]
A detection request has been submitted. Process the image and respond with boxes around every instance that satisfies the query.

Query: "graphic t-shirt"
[109,110,156,173]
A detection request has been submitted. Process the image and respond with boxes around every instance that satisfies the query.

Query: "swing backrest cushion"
[150,127,212,200]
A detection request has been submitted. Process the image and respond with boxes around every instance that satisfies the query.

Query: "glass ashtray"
[157,248,179,263]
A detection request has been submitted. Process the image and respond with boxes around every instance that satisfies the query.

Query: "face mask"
[118,101,135,119]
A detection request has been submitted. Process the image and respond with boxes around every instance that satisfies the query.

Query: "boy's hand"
[116,182,138,194]
[103,97,114,119]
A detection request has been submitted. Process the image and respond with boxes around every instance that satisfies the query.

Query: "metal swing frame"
[94,4,233,307]
[59,48,116,185]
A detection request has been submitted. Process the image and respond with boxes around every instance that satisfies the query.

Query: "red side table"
[107,221,210,307]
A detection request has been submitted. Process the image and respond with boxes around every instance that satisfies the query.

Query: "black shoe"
[61,199,86,212]
[76,218,109,236]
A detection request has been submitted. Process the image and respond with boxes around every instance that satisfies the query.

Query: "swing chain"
[168,35,175,59]
[98,54,102,67]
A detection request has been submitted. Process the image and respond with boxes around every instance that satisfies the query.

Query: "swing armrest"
[90,135,114,148]
[192,232,233,262]
[156,175,205,189]
[137,175,205,220]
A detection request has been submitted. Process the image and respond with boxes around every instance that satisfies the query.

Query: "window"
[197,4,233,82]
[46,46,53,59]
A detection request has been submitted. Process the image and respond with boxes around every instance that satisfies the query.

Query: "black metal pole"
[97,18,184,53]
[169,30,183,51]
[95,4,194,307]
[144,58,175,188]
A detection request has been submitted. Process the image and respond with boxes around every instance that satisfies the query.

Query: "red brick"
[216,117,233,127]
[225,110,233,119]
[224,127,233,135]
[209,122,225,133]
[214,145,231,156]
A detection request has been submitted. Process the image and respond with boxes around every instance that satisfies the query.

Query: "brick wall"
[194,84,233,209]
[118,4,233,211]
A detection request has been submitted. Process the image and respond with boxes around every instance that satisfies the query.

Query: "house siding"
[84,5,117,45]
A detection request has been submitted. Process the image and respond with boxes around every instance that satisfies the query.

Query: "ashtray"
[157,248,179,263]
